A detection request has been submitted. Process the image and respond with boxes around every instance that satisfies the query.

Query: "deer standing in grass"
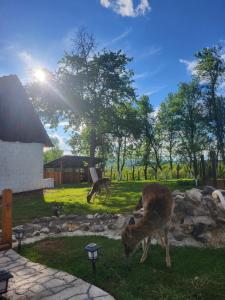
[87,178,111,203]
[121,183,174,267]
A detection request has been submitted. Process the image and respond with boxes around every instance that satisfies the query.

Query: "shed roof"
[44,155,103,168]
[0,75,52,147]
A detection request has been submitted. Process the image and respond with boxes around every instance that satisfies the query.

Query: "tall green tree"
[158,94,177,171]
[28,29,135,168]
[137,95,153,179]
[195,46,225,163]
[110,102,140,180]
[170,81,209,178]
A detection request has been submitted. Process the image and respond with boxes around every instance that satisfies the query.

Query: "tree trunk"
[89,128,97,183]
[117,138,122,181]
[176,164,180,179]
[89,128,96,168]
[193,154,198,180]
[110,166,113,180]
[132,166,135,181]
[144,164,148,180]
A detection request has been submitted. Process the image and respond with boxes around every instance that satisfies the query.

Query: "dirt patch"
[35,239,65,252]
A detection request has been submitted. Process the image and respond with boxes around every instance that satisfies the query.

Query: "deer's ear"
[128,216,135,225]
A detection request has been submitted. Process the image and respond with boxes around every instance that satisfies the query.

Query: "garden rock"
[185,188,202,203]
[90,225,105,232]
[202,186,215,195]
[114,215,127,229]
[11,187,225,248]
[32,230,40,237]
[40,227,50,234]
[87,214,94,219]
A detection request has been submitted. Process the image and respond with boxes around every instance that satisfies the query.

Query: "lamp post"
[84,243,101,275]
[14,227,25,251]
[0,269,13,296]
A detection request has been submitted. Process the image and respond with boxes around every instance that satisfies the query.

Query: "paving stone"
[42,286,84,300]
[29,283,47,294]
[62,274,77,283]
[68,294,89,300]
[1,250,115,300]
[44,278,65,289]
[0,256,11,264]
[89,285,108,298]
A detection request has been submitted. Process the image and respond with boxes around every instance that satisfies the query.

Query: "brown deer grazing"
[121,183,174,267]
[87,178,111,203]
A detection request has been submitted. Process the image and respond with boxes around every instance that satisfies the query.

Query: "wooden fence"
[0,189,12,251]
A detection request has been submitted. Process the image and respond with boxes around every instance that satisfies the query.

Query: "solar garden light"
[14,227,25,251]
[52,202,62,217]
[84,243,101,275]
[0,269,13,296]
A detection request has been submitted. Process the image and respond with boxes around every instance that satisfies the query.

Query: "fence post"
[200,154,206,185]
[2,189,12,248]
[210,151,217,187]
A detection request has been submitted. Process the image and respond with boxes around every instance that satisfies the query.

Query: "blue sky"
[1,0,225,153]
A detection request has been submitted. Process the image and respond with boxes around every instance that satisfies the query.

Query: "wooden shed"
[44,155,103,185]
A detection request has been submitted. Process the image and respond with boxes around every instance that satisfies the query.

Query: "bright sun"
[34,69,46,82]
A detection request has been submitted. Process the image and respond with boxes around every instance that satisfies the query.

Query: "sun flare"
[34,69,46,82]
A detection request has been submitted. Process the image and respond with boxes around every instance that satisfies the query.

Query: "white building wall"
[0,140,53,194]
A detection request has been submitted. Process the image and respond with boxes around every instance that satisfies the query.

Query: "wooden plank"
[2,189,12,249]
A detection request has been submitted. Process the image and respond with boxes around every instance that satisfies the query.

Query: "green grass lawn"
[20,236,225,300]
[4,179,194,226]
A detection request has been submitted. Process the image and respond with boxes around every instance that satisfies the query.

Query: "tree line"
[28,29,225,180]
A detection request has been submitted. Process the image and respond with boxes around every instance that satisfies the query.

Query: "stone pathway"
[0,249,115,300]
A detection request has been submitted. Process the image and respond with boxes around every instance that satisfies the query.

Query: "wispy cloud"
[144,85,167,96]
[101,28,132,48]
[179,58,198,75]
[100,0,151,17]
[133,72,148,80]
[137,46,161,60]
[111,28,132,44]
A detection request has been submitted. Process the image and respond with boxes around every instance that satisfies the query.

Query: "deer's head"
[121,217,137,257]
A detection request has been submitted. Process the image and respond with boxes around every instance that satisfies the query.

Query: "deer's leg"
[160,235,165,248]
[140,236,151,264]
[92,192,97,203]
[164,228,171,267]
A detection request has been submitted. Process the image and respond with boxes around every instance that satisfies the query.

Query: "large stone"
[192,216,216,227]
[79,223,90,231]
[172,190,185,197]
[202,186,215,195]
[40,227,50,234]
[114,215,127,229]
[32,230,40,237]
[87,214,94,219]
[185,188,202,203]
[90,225,105,232]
